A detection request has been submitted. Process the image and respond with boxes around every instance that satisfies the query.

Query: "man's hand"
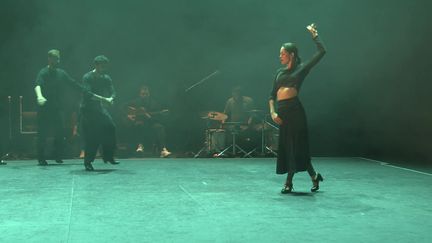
[37,96,47,106]
[271,112,282,125]
[105,97,114,105]
[91,94,114,105]
[127,114,136,121]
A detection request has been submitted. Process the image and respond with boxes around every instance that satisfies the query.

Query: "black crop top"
[269,36,326,100]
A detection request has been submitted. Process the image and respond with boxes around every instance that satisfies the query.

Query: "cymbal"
[201,111,228,121]
[223,121,243,125]
[246,109,265,113]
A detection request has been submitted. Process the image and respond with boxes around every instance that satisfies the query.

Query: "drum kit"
[194,110,279,158]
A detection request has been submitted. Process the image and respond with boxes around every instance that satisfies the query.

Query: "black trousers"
[36,107,65,161]
[132,122,167,150]
[81,108,116,163]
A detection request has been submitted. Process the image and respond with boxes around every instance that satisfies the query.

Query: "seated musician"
[125,85,171,157]
[223,86,255,126]
[223,86,259,149]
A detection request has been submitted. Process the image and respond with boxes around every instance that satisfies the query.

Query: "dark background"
[1,0,431,164]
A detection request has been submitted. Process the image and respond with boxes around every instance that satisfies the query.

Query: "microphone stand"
[185,70,220,92]
[184,70,219,157]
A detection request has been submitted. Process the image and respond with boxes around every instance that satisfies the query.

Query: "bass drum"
[206,129,226,152]
[266,130,279,151]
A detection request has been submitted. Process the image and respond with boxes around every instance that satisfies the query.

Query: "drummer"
[223,86,260,152]
[223,86,255,126]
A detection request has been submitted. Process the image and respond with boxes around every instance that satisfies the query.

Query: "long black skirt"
[276,97,311,174]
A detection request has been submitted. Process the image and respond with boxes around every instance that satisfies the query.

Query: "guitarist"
[125,85,171,157]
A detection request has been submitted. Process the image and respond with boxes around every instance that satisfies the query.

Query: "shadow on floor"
[70,169,118,175]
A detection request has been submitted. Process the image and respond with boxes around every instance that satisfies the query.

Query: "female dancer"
[268,23,326,193]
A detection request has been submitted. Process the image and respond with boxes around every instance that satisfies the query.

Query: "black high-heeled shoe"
[38,160,48,166]
[281,183,293,194]
[84,162,94,171]
[311,173,323,192]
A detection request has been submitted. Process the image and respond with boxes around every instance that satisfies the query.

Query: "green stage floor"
[0,158,431,242]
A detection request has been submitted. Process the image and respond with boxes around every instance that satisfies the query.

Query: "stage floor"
[0,158,431,242]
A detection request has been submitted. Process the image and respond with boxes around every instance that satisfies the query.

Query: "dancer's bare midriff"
[277,87,298,101]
